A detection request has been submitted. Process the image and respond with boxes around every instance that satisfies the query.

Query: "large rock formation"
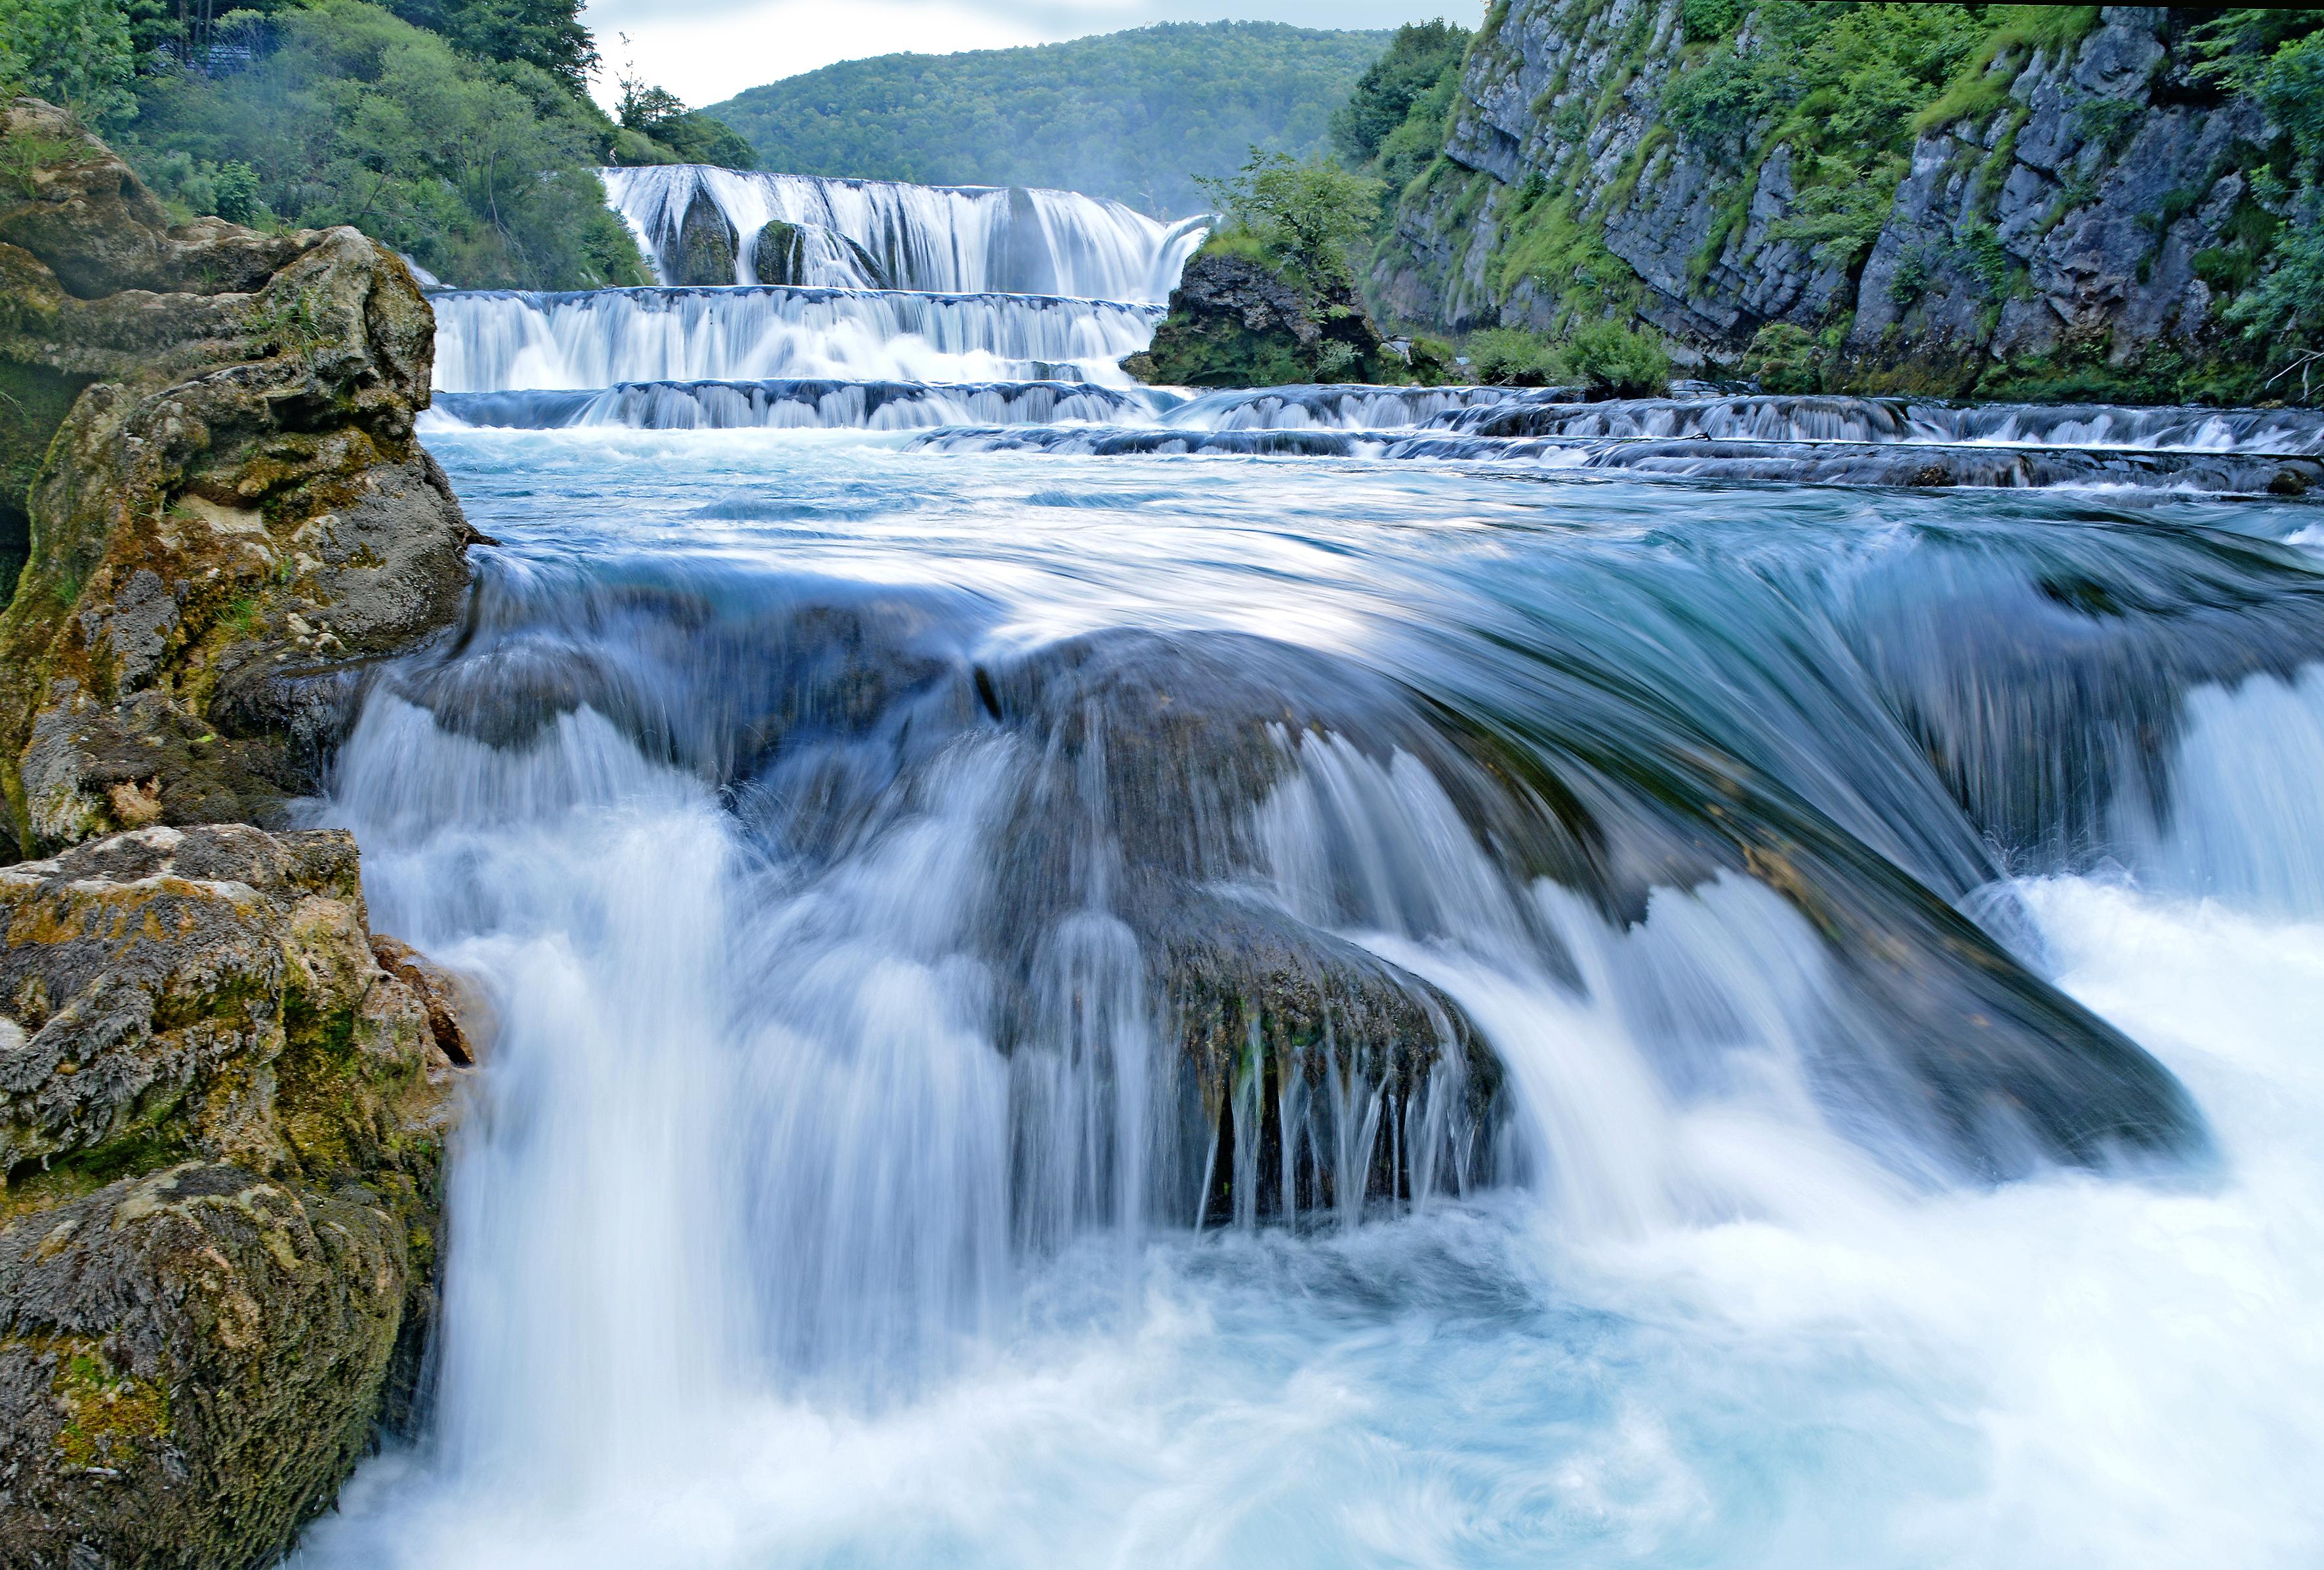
[1128,245,1414,387]
[0,98,478,866]
[1377,3,2304,401]
[0,822,469,1570]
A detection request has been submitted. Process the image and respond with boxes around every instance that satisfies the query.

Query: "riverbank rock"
[0,97,478,864]
[0,822,470,1570]
[1128,245,1410,388]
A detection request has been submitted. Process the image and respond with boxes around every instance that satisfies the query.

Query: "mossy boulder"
[0,97,478,865]
[753,218,809,285]
[669,186,736,286]
[0,822,470,1569]
[1127,245,1410,388]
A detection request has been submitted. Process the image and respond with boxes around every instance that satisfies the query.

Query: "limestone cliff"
[0,98,478,864]
[1377,3,2309,402]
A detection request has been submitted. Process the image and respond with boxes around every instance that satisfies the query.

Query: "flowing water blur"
[290,428,2324,1568]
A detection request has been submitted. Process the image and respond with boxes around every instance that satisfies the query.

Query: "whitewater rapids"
[287,433,2324,1569]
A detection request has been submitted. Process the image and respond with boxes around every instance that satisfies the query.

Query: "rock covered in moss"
[0,822,469,1569]
[0,97,479,862]
[1126,245,1409,388]
[670,186,737,286]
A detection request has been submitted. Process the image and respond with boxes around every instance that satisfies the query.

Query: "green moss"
[0,358,93,609]
[45,1340,171,1470]
[1913,7,2102,134]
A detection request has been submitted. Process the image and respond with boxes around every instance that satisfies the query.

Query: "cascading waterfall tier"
[430,378,1178,432]
[602,165,1208,301]
[429,285,1166,392]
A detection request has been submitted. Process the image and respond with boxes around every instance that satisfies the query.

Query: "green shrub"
[1681,0,1745,46]
[1738,321,1846,393]
[211,161,261,225]
[1556,317,1672,397]
[1467,327,1560,386]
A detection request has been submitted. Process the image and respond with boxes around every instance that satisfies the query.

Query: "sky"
[582,0,1473,111]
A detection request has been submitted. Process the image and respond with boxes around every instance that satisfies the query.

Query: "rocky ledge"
[1128,245,1427,388]
[0,823,476,1569]
[0,98,479,866]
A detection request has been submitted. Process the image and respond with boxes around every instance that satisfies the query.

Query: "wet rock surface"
[0,823,470,1570]
[0,98,477,862]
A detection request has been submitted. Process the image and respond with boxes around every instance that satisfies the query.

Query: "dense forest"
[0,0,744,290]
[703,23,1388,217]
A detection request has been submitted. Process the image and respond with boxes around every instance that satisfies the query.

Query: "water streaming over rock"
[286,166,2324,1567]
[430,287,1165,392]
[601,165,1206,300]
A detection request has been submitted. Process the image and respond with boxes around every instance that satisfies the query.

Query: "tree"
[1196,148,1383,285]
[613,58,755,169]
[1329,19,1467,167]
[125,0,648,289]
[385,0,597,100]
[0,0,139,125]
[704,22,1387,216]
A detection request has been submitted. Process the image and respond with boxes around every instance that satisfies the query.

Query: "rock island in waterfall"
[2,5,2323,1568]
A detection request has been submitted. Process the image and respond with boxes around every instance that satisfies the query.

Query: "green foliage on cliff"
[2200,9,2324,389]
[1665,2,1989,268]
[1332,20,1469,171]
[1335,18,1471,234]
[703,23,1389,217]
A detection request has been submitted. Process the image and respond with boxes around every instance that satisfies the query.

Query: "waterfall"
[429,378,1177,432]
[429,287,1164,392]
[294,233,2324,1558]
[601,165,1208,302]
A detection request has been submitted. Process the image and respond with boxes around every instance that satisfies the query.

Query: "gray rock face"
[0,823,471,1570]
[1383,3,2287,390]
[0,100,479,860]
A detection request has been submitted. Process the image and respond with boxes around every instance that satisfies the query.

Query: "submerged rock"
[750,218,887,289]
[0,823,470,1569]
[0,98,478,862]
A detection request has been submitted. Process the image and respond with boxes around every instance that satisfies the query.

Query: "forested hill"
[704,23,1390,216]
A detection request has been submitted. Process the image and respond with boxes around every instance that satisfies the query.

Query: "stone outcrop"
[0,822,470,1570]
[1379,3,2303,399]
[670,187,737,285]
[0,98,478,864]
[1846,15,2265,382]
[1128,245,1410,387]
